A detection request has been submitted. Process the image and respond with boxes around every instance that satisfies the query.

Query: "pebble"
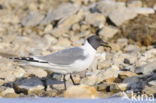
[63,85,98,99]
[41,3,79,25]
[108,7,137,26]
[127,0,143,7]
[13,77,44,95]
[21,12,44,26]
[99,26,118,41]
[135,61,156,75]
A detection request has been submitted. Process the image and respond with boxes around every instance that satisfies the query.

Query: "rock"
[135,61,156,75]
[85,13,106,27]
[53,38,71,50]
[51,9,83,37]
[24,67,47,78]
[0,58,25,84]
[122,76,146,92]
[124,44,140,53]
[143,85,156,96]
[63,85,98,98]
[44,24,53,33]
[116,38,128,48]
[109,83,128,92]
[44,89,59,97]
[41,3,79,25]
[99,65,119,83]
[45,77,65,90]
[4,93,19,98]
[127,0,143,7]
[142,49,156,60]
[108,7,137,26]
[95,0,125,17]
[0,86,15,97]
[153,4,156,10]
[13,77,44,95]
[21,12,44,26]
[135,7,155,15]
[148,80,156,86]
[119,71,138,80]
[99,26,118,41]
[96,82,109,91]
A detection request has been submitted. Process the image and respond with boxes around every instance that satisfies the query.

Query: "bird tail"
[9,57,48,63]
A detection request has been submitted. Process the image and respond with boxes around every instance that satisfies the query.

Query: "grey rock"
[99,26,118,40]
[13,77,44,94]
[21,12,44,26]
[124,44,140,53]
[148,80,156,86]
[0,58,25,84]
[135,61,156,75]
[50,9,83,37]
[153,4,156,10]
[117,38,128,48]
[123,74,156,92]
[108,7,137,26]
[135,7,155,15]
[40,3,79,25]
[0,86,15,97]
[122,76,146,92]
[127,0,142,7]
[95,0,125,17]
[85,12,106,27]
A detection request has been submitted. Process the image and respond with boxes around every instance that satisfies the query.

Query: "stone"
[0,86,15,97]
[148,80,156,86]
[45,77,65,90]
[85,13,106,27]
[109,83,128,92]
[13,77,44,95]
[116,38,128,48]
[24,67,47,78]
[119,71,138,80]
[108,7,137,26]
[122,76,146,92]
[0,58,25,84]
[51,9,83,37]
[143,85,156,96]
[135,7,155,15]
[98,65,119,83]
[95,0,125,17]
[44,24,53,33]
[153,4,156,10]
[63,85,98,98]
[124,44,140,53]
[127,0,142,7]
[21,12,44,26]
[142,49,156,60]
[96,82,109,91]
[41,3,79,25]
[44,89,59,97]
[99,26,118,41]
[135,61,156,75]
[53,38,71,50]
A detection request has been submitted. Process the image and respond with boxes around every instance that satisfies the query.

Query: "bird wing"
[34,47,87,65]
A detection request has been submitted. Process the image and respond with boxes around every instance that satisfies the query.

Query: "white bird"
[10,35,111,89]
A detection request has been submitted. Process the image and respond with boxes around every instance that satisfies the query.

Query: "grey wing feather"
[36,47,87,65]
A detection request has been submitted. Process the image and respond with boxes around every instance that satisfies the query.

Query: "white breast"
[69,40,96,73]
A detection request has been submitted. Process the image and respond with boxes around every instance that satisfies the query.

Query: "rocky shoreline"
[0,0,156,99]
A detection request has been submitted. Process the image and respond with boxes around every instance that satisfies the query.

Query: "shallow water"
[0,97,155,103]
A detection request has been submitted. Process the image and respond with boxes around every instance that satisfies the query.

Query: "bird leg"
[70,73,80,85]
[63,74,67,90]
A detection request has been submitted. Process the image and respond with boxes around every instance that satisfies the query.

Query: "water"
[0,97,155,103]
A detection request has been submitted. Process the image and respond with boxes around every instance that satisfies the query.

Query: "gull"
[10,35,111,89]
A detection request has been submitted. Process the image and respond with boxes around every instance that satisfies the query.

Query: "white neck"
[82,40,96,53]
